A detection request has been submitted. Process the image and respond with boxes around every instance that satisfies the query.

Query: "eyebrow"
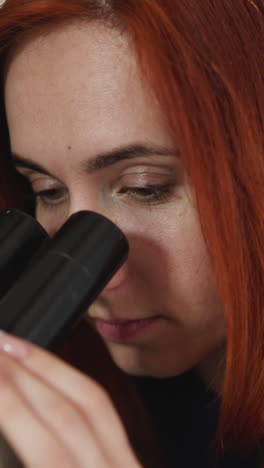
[11,143,178,177]
[12,156,52,177]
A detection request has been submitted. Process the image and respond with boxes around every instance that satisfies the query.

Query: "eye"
[118,184,173,205]
[33,187,68,206]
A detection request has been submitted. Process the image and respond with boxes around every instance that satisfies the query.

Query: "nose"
[103,261,129,291]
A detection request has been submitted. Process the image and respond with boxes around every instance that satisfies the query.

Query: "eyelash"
[33,188,67,206]
[32,184,173,208]
[118,184,173,205]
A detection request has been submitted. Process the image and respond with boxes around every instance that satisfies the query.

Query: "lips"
[93,316,163,341]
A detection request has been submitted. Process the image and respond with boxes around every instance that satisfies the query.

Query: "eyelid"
[121,164,175,175]
[24,174,64,192]
[114,171,175,188]
[14,165,65,186]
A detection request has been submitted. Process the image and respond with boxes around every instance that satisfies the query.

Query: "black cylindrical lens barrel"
[0,211,129,350]
[0,209,49,297]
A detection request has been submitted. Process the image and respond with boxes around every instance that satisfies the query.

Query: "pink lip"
[93,316,163,341]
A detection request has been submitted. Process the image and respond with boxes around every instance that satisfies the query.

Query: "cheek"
[164,220,222,326]
[135,201,222,323]
[167,226,214,296]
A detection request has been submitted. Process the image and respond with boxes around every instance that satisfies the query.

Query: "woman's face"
[4,22,225,380]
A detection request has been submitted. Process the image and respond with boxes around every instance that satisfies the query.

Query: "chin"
[107,345,190,378]
[116,361,186,378]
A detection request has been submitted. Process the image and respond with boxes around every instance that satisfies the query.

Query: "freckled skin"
[4,22,225,383]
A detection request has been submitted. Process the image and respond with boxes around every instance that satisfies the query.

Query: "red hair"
[0,0,264,456]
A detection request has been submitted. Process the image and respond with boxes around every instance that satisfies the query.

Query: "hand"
[0,332,141,468]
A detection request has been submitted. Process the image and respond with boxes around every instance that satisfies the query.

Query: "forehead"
[5,20,130,75]
[4,21,172,172]
[4,21,137,119]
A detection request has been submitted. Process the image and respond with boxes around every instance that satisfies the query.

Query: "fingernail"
[0,331,30,359]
